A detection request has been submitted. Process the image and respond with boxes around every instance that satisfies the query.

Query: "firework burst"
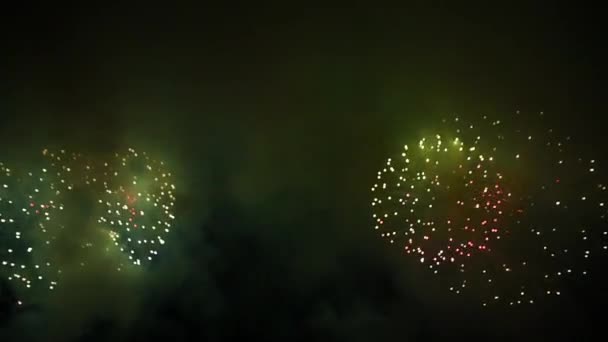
[371,112,608,306]
[0,148,177,305]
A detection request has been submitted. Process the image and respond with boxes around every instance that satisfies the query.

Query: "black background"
[1,3,607,341]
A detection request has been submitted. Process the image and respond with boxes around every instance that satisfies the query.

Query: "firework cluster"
[371,112,607,306]
[0,148,176,304]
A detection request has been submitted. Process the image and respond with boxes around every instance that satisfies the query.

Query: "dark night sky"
[1,3,607,341]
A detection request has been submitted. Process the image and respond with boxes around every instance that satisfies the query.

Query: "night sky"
[1,3,607,341]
